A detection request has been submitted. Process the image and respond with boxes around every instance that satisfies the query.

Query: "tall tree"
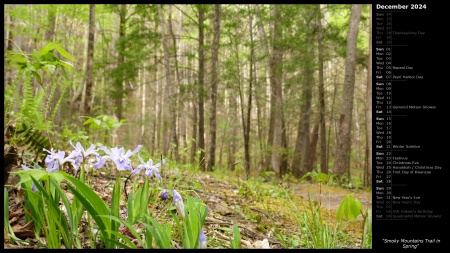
[365,4,372,186]
[292,7,315,178]
[207,4,221,171]
[84,4,95,117]
[269,5,286,176]
[334,4,363,181]
[158,4,180,161]
[316,4,328,174]
[113,4,127,121]
[197,4,206,171]
[244,9,254,178]
[168,4,182,162]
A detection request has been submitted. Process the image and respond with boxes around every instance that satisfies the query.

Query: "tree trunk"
[244,12,254,179]
[292,8,315,178]
[207,4,221,171]
[197,5,206,171]
[158,4,180,162]
[84,4,95,118]
[114,4,126,121]
[365,4,372,187]
[228,83,237,171]
[268,5,285,176]
[317,5,328,174]
[334,4,362,181]
[168,4,182,162]
[308,122,320,172]
[255,5,274,173]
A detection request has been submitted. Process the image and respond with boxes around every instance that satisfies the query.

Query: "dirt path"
[289,183,372,212]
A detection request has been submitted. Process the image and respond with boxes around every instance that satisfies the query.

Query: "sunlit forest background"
[5,4,371,185]
[4,4,373,249]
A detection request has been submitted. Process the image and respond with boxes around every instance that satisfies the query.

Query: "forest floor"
[4,163,372,249]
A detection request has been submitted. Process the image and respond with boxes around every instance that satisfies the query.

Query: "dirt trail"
[289,183,372,213]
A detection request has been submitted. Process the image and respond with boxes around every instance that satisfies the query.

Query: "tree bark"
[114,4,126,121]
[84,4,95,118]
[197,4,206,171]
[207,4,221,171]
[292,8,315,178]
[308,122,320,172]
[268,5,285,176]
[158,4,180,162]
[334,4,362,180]
[317,5,328,174]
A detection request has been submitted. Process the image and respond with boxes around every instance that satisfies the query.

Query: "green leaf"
[93,118,102,127]
[315,173,328,183]
[127,191,134,224]
[55,44,76,61]
[336,194,363,222]
[110,178,121,242]
[83,118,94,125]
[31,176,73,248]
[41,42,58,55]
[12,169,48,187]
[62,173,112,244]
[99,215,143,248]
[232,224,241,249]
[32,50,42,61]
[143,215,173,249]
[101,230,138,249]
[60,60,74,69]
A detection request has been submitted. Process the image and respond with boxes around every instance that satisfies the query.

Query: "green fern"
[17,71,48,131]
[14,122,51,155]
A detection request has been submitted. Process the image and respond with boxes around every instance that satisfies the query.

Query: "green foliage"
[336,194,363,222]
[82,114,126,143]
[5,42,75,157]
[300,193,345,248]
[230,224,241,249]
[127,178,151,225]
[172,195,209,249]
[6,42,74,85]
[14,123,51,154]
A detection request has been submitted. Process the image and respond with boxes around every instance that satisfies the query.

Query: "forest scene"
[4,4,372,249]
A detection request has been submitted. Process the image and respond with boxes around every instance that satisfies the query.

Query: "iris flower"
[43,148,76,172]
[134,155,165,179]
[93,145,142,171]
[199,229,207,249]
[159,189,169,200]
[173,190,185,219]
[69,141,98,171]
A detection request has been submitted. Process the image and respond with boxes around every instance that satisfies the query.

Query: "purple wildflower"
[173,190,185,219]
[159,189,169,200]
[43,148,76,172]
[69,141,99,171]
[93,145,142,171]
[199,229,207,249]
[135,155,165,179]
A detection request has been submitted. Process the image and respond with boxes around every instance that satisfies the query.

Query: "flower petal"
[125,144,143,158]
[93,155,109,169]
[173,190,185,219]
